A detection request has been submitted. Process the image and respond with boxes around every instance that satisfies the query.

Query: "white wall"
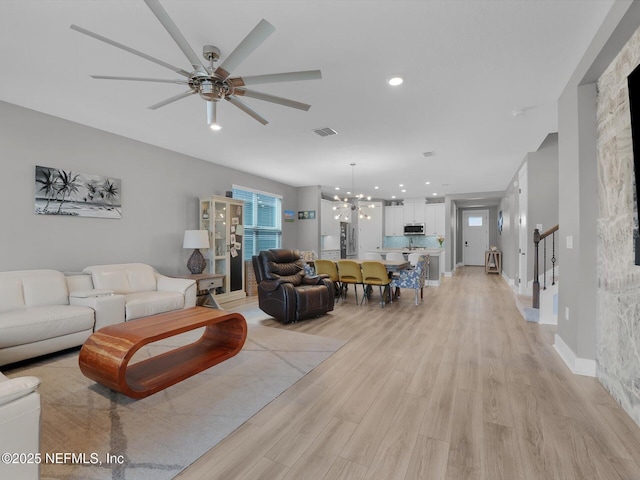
[0,101,300,275]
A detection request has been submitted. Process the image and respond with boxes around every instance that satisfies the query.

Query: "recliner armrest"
[70,294,126,330]
[302,274,329,285]
[259,278,290,292]
[0,376,40,406]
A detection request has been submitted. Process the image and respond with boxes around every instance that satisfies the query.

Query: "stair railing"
[533,224,559,309]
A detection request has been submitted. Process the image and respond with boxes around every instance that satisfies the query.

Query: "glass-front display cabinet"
[199,195,245,303]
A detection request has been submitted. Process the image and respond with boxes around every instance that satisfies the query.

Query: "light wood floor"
[176,266,640,480]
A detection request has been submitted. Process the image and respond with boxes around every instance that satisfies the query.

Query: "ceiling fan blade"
[70,24,190,77]
[215,19,275,80]
[235,89,311,111]
[226,96,269,125]
[229,70,322,87]
[91,75,188,84]
[143,0,206,73]
[148,90,195,110]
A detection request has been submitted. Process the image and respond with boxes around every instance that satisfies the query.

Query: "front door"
[462,210,489,266]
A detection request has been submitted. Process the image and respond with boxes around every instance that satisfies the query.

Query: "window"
[232,186,282,260]
[468,216,484,227]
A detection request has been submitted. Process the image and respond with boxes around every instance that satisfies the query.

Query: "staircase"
[520,225,559,324]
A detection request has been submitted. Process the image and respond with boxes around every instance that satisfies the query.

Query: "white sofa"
[0,269,122,367]
[0,265,196,367]
[0,372,41,480]
[82,263,197,322]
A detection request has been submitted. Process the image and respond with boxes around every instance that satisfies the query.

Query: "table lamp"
[183,230,210,274]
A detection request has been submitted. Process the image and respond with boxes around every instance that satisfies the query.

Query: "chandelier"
[333,163,375,220]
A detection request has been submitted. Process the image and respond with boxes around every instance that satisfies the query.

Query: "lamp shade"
[183,230,210,249]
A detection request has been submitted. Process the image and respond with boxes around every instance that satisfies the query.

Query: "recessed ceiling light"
[425,181,431,185]
[374,186,379,190]
[391,195,396,199]
[401,189,406,193]
[334,187,340,190]
[210,123,222,131]
[346,191,351,195]
[388,76,403,86]
[399,183,404,187]
[432,193,438,196]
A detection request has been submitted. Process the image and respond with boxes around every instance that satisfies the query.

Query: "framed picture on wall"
[35,165,122,219]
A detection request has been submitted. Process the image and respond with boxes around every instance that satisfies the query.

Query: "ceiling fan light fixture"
[206,100,221,131]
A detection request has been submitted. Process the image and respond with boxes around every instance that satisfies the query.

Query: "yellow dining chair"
[314,259,341,299]
[337,260,365,305]
[361,261,392,307]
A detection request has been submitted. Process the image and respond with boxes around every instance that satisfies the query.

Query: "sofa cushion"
[92,270,132,294]
[124,292,185,320]
[127,267,157,293]
[22,273,69,307]
[0,279,25,314]
[0,306,95,348]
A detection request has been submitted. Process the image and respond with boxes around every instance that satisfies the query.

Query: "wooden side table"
[485,250,502,274]
[173,273,225,309]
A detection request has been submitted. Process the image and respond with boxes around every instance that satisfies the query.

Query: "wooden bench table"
[79,306,247,399]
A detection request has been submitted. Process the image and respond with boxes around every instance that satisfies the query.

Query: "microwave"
[404,223,425,235]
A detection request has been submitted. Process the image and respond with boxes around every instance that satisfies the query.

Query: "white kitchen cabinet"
[199,195,245,303]
[403,199,426,224]
[320,199,340,236]
[425,203,445,235]
[320,250,341,261]
[384,205,404,236]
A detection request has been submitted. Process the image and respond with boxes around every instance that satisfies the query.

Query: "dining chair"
[390,255,429,305]
[337,260,365,305]
[314,259,341,299]
[361,261,392,307]
[386,252,406,297]
[407,252,422,267]
[363,252,383,260]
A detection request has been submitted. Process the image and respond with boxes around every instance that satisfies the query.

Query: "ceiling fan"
[70,0,321,129]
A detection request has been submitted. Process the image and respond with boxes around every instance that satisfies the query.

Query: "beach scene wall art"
[35,165,122,219]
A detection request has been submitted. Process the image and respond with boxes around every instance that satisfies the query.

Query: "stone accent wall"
[596,25,640,427]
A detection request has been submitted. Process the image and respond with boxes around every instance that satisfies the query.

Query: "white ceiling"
[0,1,614,202]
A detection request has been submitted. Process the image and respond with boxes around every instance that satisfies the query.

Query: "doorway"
[518,165,528,294]
[462,210,489,266]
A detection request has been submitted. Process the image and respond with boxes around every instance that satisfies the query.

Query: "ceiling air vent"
[313,127,338,137]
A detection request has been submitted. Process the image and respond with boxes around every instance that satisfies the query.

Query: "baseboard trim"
[553,334,596,377]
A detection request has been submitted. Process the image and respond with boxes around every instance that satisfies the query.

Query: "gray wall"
[0,101,301,275]
[296,185,321,254]
[527,133,560,283]
[498,172,519,284]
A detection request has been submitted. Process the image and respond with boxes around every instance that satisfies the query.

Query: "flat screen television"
[626,64,640,265]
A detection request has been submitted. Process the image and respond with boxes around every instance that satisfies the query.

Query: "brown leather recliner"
[252,249,334,324]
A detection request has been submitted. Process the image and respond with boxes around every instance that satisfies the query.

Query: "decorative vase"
[187,249,206,274]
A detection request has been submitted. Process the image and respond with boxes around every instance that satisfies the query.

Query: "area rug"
[5,322,344,480]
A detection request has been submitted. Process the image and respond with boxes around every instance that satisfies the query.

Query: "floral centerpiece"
[437,236,444,247]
